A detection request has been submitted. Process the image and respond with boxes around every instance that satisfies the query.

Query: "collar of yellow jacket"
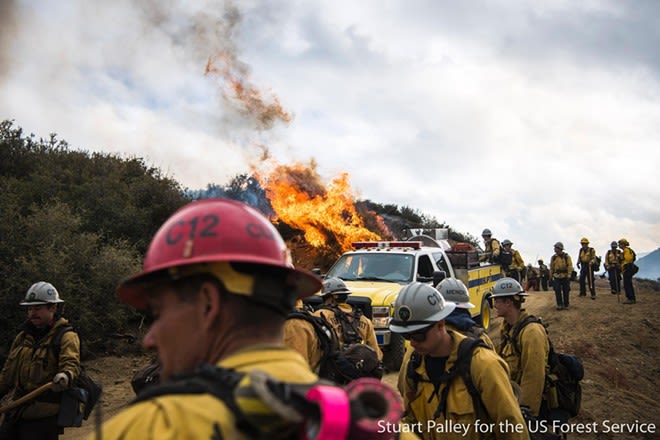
[218,345,308,371]
[501,310,531,335]
[412,329,466,379]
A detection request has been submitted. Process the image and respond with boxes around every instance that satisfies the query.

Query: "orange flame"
[256,161,389,252]
[205,52,292,129]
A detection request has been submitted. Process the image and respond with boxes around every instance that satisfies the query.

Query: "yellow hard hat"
[580,237,589,244]
[618,238,629,246]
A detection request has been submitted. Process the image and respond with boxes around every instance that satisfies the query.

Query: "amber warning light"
[352,241,422,250]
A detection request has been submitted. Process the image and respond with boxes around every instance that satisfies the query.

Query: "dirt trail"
[63,279,659,439]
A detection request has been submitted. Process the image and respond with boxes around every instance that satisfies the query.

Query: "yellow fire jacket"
[480,238,501,262]
[605,249,622,270]
[314,303,383,360]
[578,247,596,267]
[498,312,549,416]
[550,252,573,279]
[0,317,80,419]
[621,247,635,270]
[92,346,319,439]
[283,315,323,372]
[510,249,525,272]
[397,330,528,440]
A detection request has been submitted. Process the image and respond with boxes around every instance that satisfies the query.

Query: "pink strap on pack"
[302,384,351,440]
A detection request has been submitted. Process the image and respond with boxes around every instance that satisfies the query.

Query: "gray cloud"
[0,0,18,79]
[1,0,658,260]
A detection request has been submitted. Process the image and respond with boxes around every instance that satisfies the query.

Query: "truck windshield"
[326,253,414,283]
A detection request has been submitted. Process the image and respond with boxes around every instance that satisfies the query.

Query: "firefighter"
[0,282,81,440]
[550,242,573,310]
[538,259,550,291]
[479,228,501,263]
[93,198,325,439]
[393,283,528,440]
[618,238,637,304]
[314,277,382,360]
[577,237,596,299]
[604,241,622,295]
[492,278,548,419]
[524,264,540,292]
[502,239,525,282]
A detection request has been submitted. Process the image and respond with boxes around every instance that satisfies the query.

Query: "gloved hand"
[52,372,69,392]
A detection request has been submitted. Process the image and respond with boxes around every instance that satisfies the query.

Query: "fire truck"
[316,233,502,371]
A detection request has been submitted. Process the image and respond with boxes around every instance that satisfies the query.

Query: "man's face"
[493,297,511,317]
[26,304,56,328]
[142,285,207,380]
[554,247,562,254]
[408,322,442,355]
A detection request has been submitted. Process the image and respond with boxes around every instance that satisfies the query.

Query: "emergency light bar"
[352,241,422,250]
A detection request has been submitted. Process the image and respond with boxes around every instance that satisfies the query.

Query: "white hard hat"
[20,282,64,305]
[390,282,455,333]
[436,278,474,309]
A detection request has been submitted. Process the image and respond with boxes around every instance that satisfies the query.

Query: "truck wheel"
[475,296,491,329]
[383,333,405,372]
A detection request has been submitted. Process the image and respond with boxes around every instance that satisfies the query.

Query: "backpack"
[407,338,491,421]
[131,364,402,439]
[314,306,383,384]
[591,256,601,272]
[131,357,162,395]
[506,316,584,418]
[497,249,513,267]
[52,325,103,426]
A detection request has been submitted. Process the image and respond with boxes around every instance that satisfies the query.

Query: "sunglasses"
[401,324,433,342]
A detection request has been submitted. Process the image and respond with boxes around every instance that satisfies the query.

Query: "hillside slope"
[636,248,660,281]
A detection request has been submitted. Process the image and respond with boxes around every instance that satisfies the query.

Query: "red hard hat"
[117,198,321,310]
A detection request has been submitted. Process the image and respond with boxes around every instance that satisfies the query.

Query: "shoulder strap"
[52,325,75,358]
[133,364,262,437]
[429,338,490,425]
[286,311,338,359]
[506,316,543,356]
[327,306,362,345]
[454,338,490,421]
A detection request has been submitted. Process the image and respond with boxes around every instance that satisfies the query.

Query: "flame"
[205,52,292,130]
[255,160,390,252]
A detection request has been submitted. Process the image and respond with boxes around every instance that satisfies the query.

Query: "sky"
[1,0,659,265]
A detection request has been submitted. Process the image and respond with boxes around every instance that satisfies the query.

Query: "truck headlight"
[372,317,390,329]
[372,307,390,329]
